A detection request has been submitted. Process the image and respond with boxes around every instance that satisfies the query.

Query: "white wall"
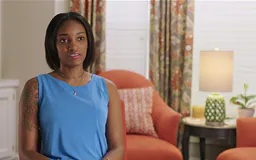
[1,0,62,99]
[106,0,256,118]
[106,0,150,77]
[192,0,256,117]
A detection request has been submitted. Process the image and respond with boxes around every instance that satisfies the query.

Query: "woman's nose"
[68,41,77,52]
[68,46,74,52]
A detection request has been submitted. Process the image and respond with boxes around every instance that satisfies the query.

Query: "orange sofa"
[217,118,256,160]
[98,70,182,160]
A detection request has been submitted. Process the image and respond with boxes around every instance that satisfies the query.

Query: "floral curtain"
[150,0,194,117]
[70,0,106,74]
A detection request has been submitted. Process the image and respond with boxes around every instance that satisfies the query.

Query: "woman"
[18,12,124,160]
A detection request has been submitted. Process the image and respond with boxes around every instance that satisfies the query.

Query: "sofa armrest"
[152,91,181,146]
[237,118,256,147]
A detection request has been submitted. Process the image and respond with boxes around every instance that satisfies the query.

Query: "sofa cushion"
[118,87,158,137]
[120,100,127,160]
[126,134,182,160]
[217,147,256,160]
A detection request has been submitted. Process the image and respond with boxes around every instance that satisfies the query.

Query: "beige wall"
[55,0,69,15]
[1,0,68,99]
[1,1,69,155]
[0,0,2,78]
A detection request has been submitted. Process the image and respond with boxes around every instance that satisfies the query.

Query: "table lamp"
[199,50,233,126]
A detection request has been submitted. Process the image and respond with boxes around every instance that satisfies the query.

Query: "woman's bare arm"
[19,78,49,160]
[102,80,125,160]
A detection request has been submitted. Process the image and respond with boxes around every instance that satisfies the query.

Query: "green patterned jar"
[204,92,226,126]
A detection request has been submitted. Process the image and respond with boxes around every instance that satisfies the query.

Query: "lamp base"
[205,121,225,126]
[204,92,226,125]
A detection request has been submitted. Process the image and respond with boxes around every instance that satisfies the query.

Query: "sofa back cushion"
[118,86,158,137]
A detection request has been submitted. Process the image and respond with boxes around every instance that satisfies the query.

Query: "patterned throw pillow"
[118,86,158,137]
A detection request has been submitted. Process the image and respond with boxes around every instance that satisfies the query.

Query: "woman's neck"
[58,66,85,79]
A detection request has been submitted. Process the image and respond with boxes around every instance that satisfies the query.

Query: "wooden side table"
[181,117,236,160]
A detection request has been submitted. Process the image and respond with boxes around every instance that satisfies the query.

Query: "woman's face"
[56,19,88,68]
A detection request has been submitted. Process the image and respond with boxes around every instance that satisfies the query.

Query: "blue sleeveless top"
[37,74,109,160]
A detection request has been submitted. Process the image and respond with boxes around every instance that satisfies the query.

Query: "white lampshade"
[199,51,234,92]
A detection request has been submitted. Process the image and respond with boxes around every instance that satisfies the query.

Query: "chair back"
[98,69,152,89]
[237,118,256,147]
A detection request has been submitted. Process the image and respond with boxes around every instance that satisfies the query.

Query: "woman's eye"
[77,37,85,41]
[60,39,68,43]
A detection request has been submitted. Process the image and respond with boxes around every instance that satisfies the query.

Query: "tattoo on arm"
[20,78,39,132]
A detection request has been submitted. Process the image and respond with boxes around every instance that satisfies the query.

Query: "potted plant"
[230,83,256,118]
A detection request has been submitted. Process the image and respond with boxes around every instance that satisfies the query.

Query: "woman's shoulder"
[24,72,52,89]
[97,76,117,96]
[23,77,39,94]
[104,78,116,89]
[93,74,116,89]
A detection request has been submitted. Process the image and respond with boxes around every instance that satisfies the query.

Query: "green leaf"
[244,83,248,90]
[246,95,256,100]
[230,96,246,108]
[240,94,256,104]
[230,83,256,109]
[233,101,246,109]
[240,94,249,103]
[230,97,239,103]
[239,94,246,99]
[247,100,256,108]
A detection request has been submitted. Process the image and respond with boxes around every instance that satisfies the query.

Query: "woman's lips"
[68,52,81,59]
